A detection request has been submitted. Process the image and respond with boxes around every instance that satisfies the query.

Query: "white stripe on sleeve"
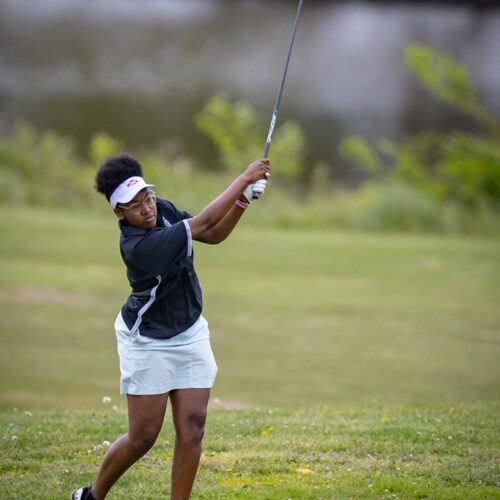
[183,219,193,257]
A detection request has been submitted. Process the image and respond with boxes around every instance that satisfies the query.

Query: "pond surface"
[0,0,499,182]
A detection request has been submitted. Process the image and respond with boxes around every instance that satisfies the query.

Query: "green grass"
[0,206,499,498]
[0,206,499,408]
[0,404,498,499]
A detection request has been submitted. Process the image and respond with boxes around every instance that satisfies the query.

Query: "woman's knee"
[176,411,207,445]
[128,425,161,454]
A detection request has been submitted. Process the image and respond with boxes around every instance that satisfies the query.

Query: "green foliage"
[1,62,499,235]
[0,123,224,213]
[196,96,262,170]
[397,131,500,205]
[88,132,123,165]
[195,95,305,182]
[405,43,489,124]
[340,44,500,210]
[242,183,446,233]
[341,131,500,208]
[0,167,26,205]
[253,183,500,235]
[343,183,442,232]
[0,118,498,234]
[0,122,95,207]
[339,136,381,173]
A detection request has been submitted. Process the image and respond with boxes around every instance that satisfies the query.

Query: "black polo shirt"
[118,198,202,340]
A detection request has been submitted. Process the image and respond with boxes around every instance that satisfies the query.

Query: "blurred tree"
[195,95,305,183]
[405,43,490,126]
[88,132,123,165]
[340,44,500,207]
[0,122,94,206]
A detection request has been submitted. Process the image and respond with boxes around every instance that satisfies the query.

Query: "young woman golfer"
[71,154,270,500]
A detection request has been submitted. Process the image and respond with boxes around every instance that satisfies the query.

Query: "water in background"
[0,0,499,183]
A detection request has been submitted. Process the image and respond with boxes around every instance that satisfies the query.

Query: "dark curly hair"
[95,154,143,202]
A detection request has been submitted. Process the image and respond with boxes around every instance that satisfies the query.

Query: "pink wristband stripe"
[235,199,249,209]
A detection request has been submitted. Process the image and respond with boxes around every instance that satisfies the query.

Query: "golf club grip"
[251,135,273,200]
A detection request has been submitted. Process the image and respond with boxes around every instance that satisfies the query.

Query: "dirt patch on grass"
[209,398,259,410]
[0,287,95,305]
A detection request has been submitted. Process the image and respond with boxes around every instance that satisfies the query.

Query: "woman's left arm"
[194,198,248,244]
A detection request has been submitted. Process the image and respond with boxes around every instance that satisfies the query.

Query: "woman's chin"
[144,215,157,227]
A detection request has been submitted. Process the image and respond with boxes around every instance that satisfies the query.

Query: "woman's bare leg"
[90,393,168,499]
[169,389,211,500]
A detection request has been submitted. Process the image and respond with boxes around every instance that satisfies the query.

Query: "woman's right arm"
[187,159,270,240]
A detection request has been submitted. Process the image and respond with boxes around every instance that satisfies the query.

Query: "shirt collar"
[119,220,149,236]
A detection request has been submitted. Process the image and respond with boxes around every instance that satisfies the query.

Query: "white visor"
[110,176,155,208]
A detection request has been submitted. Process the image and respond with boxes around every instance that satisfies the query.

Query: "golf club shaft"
[252,0,303,200]
[263,0,303,159]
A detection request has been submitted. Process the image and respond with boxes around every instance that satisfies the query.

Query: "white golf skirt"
[115,313,218,396]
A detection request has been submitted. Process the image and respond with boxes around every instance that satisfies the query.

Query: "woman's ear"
[114,207,125,220]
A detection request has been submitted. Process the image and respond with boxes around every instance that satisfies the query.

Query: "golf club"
[253,0,304,199]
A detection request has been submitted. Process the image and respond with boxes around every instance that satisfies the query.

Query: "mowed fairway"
[0,207,499,409]
[1,207,500,499]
